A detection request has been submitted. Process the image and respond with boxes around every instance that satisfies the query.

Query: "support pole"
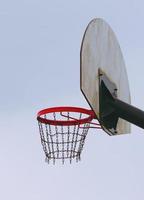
[108,99,144,129]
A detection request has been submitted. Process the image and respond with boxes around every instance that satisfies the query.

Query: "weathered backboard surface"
[80,18,131,135]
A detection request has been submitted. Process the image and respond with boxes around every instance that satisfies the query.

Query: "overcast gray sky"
[0,0,144,199]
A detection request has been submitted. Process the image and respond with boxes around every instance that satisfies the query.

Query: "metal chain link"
[38,122,48,157]
[44,115,51,163]
[53,112,59,161]
[48,124,55,164]
[69,123,76,163]
[78,123,90,160]
[61,125,64,164]
[74,113,82,162]
[67,112,70,158]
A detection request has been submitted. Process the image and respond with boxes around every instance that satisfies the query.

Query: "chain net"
[38,111,91,164]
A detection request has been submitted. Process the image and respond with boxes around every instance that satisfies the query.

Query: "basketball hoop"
[37,106,101,164]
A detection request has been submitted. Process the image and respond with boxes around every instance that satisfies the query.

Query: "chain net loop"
[37,107,98,164]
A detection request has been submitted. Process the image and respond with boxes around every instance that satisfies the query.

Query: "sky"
[0,0,144,199]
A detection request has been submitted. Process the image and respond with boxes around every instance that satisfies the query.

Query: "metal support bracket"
[99,69,144,134]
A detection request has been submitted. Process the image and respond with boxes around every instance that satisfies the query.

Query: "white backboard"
[80,18,131,135]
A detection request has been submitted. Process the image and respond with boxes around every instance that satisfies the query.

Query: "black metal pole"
[108,99,144,129]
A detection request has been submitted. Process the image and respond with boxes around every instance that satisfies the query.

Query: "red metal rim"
[37,106,96,126]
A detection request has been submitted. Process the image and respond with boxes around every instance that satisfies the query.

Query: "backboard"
[80,18,131,135]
